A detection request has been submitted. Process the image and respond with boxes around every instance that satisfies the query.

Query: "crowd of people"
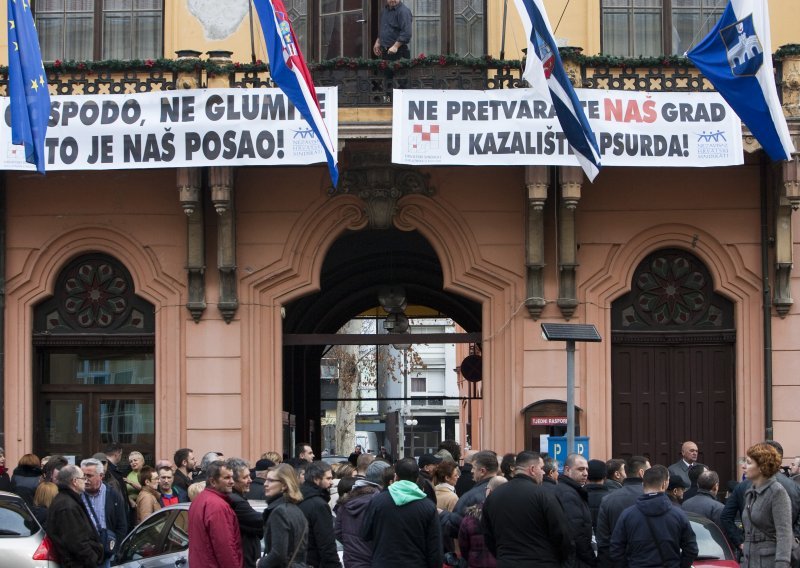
[1,437,799,567]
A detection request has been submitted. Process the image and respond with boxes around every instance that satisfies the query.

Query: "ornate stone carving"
[558,167,583,319]
[332,144,434,229]
[781,55,800,118]
[775,155,799,317]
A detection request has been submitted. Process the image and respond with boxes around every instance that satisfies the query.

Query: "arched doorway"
[282,228,481,455]
[33,253,156,463]
[611,248,736,483]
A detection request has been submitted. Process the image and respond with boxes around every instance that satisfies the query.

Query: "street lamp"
[541,323,601,455]
[405,418,419,457]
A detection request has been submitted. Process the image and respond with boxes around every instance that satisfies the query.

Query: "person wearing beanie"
[585,458,610,530]
[245,458,274,500]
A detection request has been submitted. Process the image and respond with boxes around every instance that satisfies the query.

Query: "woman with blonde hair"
[262,451,283,465]
[125,451,145,508]
[31,480,58,529]
[258,463,308,568]
[741,442,793,567]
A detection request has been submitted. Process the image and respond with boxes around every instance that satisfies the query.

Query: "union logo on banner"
[721,14,763,77]
[408,124,440,152]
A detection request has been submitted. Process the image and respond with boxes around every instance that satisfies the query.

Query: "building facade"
[1,1,799,484]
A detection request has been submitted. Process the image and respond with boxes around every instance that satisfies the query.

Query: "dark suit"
[668,460,691,488]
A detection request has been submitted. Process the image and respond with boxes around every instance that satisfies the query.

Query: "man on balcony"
[373,0,412,60]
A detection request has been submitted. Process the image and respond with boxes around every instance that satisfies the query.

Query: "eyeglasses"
[75,476,87,481]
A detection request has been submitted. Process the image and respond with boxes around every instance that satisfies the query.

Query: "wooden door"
[611,248,736,484]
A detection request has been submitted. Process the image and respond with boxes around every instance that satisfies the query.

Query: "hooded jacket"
[361,480,443,568]
[334,483,381,568]
[298,480,342,568]
[609,492,698,568]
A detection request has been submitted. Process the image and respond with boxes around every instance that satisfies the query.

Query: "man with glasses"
[81,458,128,567]
[47,464,105,567]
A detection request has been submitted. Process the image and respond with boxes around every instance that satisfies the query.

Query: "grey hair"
[225,457,251,481]
[80,458,105,475]
[57,464,82,484]
[200,452,221,472]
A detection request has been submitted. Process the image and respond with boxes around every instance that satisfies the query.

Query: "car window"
[163,510,189,554]
[0,499,39,536]
[691,519,731,560]
[116,511,170,562]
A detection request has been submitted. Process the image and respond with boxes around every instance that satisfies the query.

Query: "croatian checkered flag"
[513,0,602,181]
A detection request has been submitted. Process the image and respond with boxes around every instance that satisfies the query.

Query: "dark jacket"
[556,475,597,567]
[259,496,309,568]
[458,503,497,568]
[585,483,610,530]
[610,492,698,568]
[11,464,41,505]
[681,489,723,527]
[539,476,558,497]
[596,477,644,568]
[455,463,475,497]
[442,477,491,538]
[334,483,380,568]
[604,478,623,492]
[230,490,265,568]
[482,475,572,567]
[298,481,342,568]
[96,484,128,544]
[173,468,193,492]
[246,477,265,500]
[47,485,104,568]
[361,481,443,568]
[0,468,11,492]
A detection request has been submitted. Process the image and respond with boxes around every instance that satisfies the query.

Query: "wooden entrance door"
[611,249,736,483]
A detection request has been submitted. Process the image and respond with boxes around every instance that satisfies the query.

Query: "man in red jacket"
[188,460,243,568]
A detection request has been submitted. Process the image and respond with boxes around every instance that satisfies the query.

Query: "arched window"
[33,254,155,464]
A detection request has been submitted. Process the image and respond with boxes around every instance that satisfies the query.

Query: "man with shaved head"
[668,441,699,489]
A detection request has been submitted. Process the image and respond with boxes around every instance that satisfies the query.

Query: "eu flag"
[7,0,51,173]
[687,0,794,161]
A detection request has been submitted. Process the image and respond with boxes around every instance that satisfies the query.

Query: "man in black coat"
[682,470,724,527]
[47,464,105,568]
[226,458,264,568]
[596,455,650,568]
[361,457,442,568]
[298,461,342,568]
[556,454,597,567]
[482,451,572,567]
[585,459,610,530]
[455,451,476,497]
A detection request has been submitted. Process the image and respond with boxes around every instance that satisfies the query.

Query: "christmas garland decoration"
[0,44,798,77]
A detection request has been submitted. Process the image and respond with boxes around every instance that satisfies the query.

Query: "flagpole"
[500,0,508,60]
[248,1,257,63]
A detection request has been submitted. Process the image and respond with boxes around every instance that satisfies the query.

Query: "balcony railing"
[1,47,796,107]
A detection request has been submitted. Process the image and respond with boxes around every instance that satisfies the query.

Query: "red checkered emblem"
[409,124,440,152]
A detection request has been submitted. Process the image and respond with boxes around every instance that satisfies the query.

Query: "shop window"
[33,253,155,464]
[601,0,723,57]
[34,0,163,62]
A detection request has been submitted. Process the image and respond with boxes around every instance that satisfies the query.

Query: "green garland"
[1,43,797,77]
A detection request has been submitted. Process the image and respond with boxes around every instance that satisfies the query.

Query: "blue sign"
[547,436,590,472]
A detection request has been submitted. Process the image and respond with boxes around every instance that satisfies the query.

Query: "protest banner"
[392,88,743,168]
[0,87,338,171]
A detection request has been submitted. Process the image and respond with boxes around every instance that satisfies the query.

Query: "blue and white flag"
[687,0,794,161]
[7,0,50,173]
[253,0,338,187]
[513,0,601,181]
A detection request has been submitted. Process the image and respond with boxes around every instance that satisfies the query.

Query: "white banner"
[0,87,338,171]
[392,88,743,168]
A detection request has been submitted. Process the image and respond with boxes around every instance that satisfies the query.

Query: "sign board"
[548,436,590,472]
[0,87,338,171]
[531,416,567,426]
[392,88,743,168]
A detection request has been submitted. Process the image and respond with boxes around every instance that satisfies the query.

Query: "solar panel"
[540,323,601,342]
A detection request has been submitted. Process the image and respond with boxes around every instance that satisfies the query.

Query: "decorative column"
[210,166,238,323]
[557,166,583,320]
[178,168,206,322]
[525,166,548,319]
[176,50,205,322]
[775,155,800,316]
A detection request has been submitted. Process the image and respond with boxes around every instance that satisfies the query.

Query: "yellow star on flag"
[9,19,15,29]
[30,79,39,91]
[13,41,18,51]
